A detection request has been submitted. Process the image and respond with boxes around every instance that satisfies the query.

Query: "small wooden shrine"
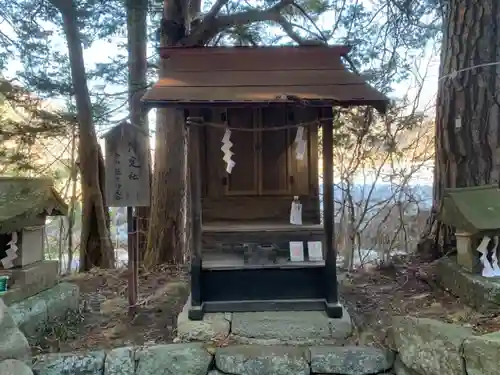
[440,185,500,274]
[142,46,389,320]
[0,177,67,302]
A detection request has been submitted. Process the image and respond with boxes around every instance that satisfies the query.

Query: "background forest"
[0,0,482,273]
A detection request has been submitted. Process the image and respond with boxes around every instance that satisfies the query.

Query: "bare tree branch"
[181,0,295,45]
[206,0,231,19]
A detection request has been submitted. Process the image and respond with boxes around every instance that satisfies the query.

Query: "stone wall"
[433,257,500,312]
[391,316,500,375]
[3,291,500,375]
[31,344,395,375]
[8,282,80,338]
[22,316,500,375]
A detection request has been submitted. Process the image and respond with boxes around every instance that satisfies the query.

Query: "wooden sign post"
[103,121,150,316]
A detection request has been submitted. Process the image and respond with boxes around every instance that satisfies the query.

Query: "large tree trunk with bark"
[145,0,191,266]
[146,109,188,265]
[51,0,115,270]
[127,0,150,258]
[430,0,500,253]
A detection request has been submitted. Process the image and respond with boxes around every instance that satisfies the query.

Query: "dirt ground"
[32,265,189,354]
[32,255,500,354]
[341,255,500,347]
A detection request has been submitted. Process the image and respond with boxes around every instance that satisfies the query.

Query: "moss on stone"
[434,256,500,312]
[0,177,67,234]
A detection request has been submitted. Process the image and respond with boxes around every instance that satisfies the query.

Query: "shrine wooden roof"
[440,185,500,234]
[0,177,68,234]
[141,46,389,113]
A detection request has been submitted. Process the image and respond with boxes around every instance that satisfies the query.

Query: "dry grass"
[341,255,500,347]
[33,265,189,354]
[34,255,500,353]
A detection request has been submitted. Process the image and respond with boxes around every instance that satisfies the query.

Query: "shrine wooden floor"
[202,222,324,233]
[202,252,325,270]
[202,222,324,247]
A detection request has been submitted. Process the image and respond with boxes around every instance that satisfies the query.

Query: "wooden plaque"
[104,123,150,207]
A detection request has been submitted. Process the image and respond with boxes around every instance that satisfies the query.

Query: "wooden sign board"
[104,122,150,207]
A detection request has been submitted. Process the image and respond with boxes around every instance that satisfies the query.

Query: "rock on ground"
[104,347,135,375]
[135,343,212,375]
[393,355,423,375]
[463,331,500,375]
[32,351,106,375]
[44,282,79,319]
[8,282,79,338]
[0,299,30,363]
[215,345,310,375]
[434,257,500,313]
[0,359,34,375]
[7,293,48,338]
[391,316,473,375]
[309,345,395,375]
[176,297,231,342]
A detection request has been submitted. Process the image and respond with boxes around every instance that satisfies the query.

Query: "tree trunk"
[127,0,150,259]
[432,0,500,249]
[67,121,78,274]
[52,0,115,270]
[145,0,190,266]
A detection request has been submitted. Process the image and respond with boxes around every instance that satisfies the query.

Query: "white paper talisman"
[289,197,303,225]
[289,241,305,262]
[307,241,323,262]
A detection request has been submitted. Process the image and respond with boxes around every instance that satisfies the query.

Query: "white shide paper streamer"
[294,126,306,160]
[221,128,235,174]
[1,232,19,269]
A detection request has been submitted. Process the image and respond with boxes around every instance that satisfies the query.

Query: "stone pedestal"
[0,260,59,305]
[17,226,45,267]
[433,256,500,313]
[455,232,480,273]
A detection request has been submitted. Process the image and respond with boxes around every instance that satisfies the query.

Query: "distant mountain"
[337,183,432,206]
[321,182,433,209]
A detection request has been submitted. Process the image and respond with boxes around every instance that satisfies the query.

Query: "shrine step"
[176,295,352,345]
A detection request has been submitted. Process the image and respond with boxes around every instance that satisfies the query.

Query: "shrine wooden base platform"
[190,251,341,319]
[188,221,341,320]
[202,222,324,248]
[203,252,325,269]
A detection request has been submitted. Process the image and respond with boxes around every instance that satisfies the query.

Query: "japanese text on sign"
[105,125,150,207]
